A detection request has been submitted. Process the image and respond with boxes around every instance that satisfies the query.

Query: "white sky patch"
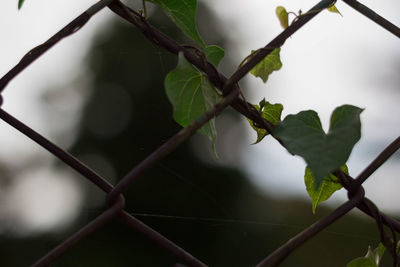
[0,167,83,236]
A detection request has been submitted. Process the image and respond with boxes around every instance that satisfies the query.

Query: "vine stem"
[107,0,335,148]
[223,0,336,94]
[1,0,399,265]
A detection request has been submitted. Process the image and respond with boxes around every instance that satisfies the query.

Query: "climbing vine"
[12,0,400,266]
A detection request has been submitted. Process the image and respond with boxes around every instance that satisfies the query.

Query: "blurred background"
[0,0,399,266]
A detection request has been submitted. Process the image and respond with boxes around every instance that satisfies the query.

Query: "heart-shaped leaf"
[305,165,347,214]
[274,105,363,187]
[250,48,282,83]
[247,102,283,144]
[165,45,224,152]
[146,0,205,46]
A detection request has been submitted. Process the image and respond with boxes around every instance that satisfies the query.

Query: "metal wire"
[0,0,399,266]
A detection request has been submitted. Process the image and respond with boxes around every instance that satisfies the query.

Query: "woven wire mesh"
[0,0,399,266]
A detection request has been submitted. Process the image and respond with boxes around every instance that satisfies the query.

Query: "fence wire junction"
[0,0,400,266]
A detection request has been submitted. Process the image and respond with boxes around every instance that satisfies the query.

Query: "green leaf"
[274,105,363,187]
[276,6,289,29]
[146,0,205,46]
[247,102,283,144]
[372,243,385,266]
[259,98,266,111]
[347,257,377,267]
[327,4,343,16]
[305,165,347,214]
[250,48,282,83]
[204,45,224,66]
[18,0,25,9]
[347,244,385,267]
[165,46,224,151]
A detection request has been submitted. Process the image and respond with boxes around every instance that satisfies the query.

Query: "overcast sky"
[0,0,399,234]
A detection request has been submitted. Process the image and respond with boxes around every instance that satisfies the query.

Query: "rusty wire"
[0,0,399,266]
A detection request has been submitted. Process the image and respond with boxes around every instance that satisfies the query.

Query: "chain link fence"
[0,0,399,266]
